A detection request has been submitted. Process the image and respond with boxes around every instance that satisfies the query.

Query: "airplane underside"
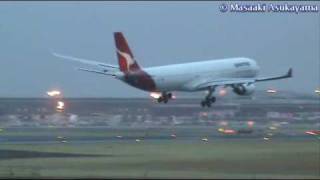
[151,87,217,108]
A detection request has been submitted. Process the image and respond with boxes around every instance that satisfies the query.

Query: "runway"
[0,127,317,145]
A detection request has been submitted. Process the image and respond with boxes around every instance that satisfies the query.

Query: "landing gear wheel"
[200,86,216,107]
[201,100,212,107]
[206,100,212,107]
[157,92,171,104]
[201,96,216,107]
[201,101,206,107]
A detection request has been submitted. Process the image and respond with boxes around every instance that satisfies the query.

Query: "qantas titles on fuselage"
[53,32,292,107]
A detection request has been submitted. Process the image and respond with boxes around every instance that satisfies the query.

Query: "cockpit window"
[234,62,250,68]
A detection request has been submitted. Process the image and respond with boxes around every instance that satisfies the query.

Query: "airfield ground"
[0,97,319,178]
[0,127,319,179]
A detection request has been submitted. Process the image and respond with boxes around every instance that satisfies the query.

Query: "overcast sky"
[0,1,319,97]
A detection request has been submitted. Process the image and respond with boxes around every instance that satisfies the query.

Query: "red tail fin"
[114,32,140,72]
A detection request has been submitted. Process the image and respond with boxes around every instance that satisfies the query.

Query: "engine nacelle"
[232,83,255,96]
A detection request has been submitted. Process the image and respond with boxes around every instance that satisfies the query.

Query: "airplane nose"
[248,58,259,70]
[253,61,260,75]
[246,58,260,75]
[255,62,260,71]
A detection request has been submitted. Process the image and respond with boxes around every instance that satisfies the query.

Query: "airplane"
[53,32,292,107]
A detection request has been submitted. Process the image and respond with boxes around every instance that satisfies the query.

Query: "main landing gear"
[157,92,172,104]
[201,87,216,107]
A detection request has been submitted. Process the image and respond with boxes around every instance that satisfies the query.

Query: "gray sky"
[0,1,319,97]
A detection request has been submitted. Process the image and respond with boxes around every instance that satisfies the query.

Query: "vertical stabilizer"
[114,32,141,72]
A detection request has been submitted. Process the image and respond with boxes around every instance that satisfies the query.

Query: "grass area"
[0,139,319,178]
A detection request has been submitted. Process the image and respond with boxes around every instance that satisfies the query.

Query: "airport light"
[247,120,255,127]
[269,126,277,130]
[57,136,64,139]
[56,101,65,111]
[266,88,277,94]
[47,90,61,97]
[263,137,270,141]
[315,89,320,95]
[170,134,177,138]
[219,88,227,96]
[218,128,236,134]
[200,112,208,117]
[305,130,320,136]
[223,129,236,134]
[201,137,208,142]
[267,133,273,137]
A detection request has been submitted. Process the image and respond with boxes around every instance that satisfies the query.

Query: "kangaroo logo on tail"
[117,49,136,72]
[114,32,141,72]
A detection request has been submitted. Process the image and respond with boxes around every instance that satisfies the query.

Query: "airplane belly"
[153,75,189,92]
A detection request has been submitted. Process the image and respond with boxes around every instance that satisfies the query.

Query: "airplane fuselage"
[115,57,260,92]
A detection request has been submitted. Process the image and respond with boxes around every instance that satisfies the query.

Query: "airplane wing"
[52,52,119,69]
[194,68,292,90]
[195,78,256,90]
[256,68,292,82]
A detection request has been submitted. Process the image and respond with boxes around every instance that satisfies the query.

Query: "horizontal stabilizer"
[52,52,119,69]
[77,67,116,76]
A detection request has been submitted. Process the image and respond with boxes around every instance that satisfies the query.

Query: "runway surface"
[0,127,317,145]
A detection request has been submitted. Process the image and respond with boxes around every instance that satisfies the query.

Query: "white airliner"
[53,32,292,107]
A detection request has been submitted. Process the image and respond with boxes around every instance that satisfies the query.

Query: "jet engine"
[232,83,255,95]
